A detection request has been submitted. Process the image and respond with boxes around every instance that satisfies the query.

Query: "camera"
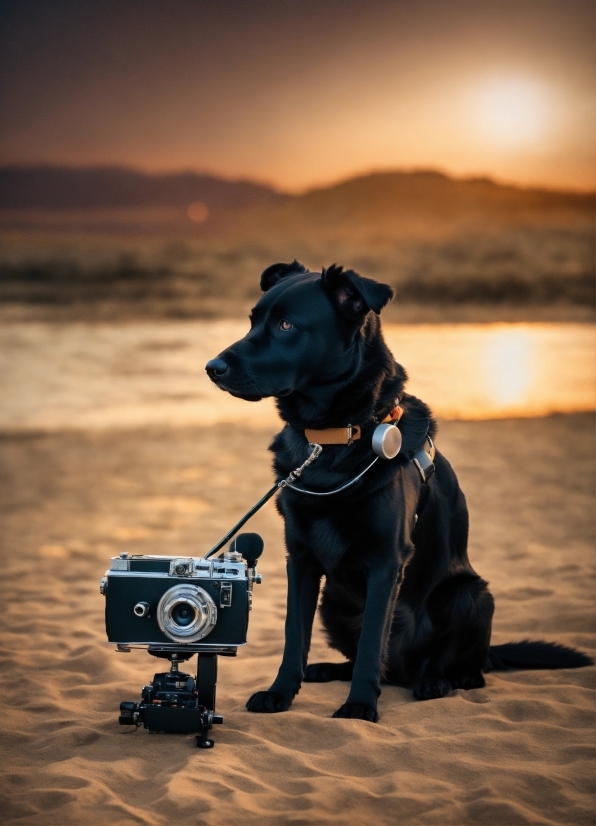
[101,543,262,651]
[100,532,263,747]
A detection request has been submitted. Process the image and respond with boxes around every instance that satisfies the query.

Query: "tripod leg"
[196,654,222,748]
[196,710,214,749]
[197,653,217,711]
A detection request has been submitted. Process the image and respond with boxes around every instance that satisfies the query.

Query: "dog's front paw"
[332,702,378,722]
[304,662,353,682]
[412,677,452,701]
[246,690,293,713]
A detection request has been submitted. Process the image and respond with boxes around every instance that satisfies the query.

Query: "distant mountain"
[0,165,592,240]
[306,169,591,214]
[0,165,287,211]
[252,170,594,241]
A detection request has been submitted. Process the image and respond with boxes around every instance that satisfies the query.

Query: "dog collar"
[304,405,403,446]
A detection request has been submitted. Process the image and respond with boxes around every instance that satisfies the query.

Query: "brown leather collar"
[304,405,403,446]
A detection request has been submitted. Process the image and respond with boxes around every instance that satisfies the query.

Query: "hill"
[0,166,287,235]
[0,165,287,211]
[245,170,593,242]
[0,166,593,322]
[0,166,592,239]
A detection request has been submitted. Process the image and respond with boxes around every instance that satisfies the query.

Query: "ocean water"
[0,321,593,431]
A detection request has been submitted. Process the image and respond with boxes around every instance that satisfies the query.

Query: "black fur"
[206,262,593,721]
[487,642,592,671]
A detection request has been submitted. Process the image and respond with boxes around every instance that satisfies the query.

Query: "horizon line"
[1,162,594,198]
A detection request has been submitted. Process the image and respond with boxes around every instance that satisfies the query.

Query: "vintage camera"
[100,532,263,747]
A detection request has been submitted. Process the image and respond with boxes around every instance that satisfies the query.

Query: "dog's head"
[205,261,394,402]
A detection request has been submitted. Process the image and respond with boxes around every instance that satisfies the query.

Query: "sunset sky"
[0,0,594,192]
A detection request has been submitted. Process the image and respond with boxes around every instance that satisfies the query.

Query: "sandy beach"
[0,411,593,825]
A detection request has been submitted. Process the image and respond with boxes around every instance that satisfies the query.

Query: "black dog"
[206,261,591,722]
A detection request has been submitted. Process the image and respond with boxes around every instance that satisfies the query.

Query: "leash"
[281,447,379,496]
[204,441,375,558]
[204,442,324,558]
[204,423,435,559]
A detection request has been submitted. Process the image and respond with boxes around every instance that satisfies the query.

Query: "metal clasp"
[426,435,436,461]
[412,436,436,483]
[279,442,322,487]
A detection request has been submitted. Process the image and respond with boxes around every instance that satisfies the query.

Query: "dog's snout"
[205,357,229,381]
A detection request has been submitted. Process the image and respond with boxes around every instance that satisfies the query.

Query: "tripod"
[118,648,225,748]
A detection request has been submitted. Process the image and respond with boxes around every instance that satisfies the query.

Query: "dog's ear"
[321,264,394,319]
[260,260,308,292]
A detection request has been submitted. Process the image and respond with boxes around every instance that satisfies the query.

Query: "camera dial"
[157,584,217,643]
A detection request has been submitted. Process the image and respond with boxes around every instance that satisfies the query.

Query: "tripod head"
[147,648,194,664]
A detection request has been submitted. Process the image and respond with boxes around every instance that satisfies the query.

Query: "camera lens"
[172,602,196,627]
[157,584,217,643]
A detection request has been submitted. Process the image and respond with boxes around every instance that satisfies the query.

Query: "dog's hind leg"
[411,574,494,701]
[449,671,486,690]
[304,661,354,682]
[413,659,486,699]
[247,555,322,713]
[305,579,359,683]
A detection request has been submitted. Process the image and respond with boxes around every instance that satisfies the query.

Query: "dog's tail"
[487,641,593,671]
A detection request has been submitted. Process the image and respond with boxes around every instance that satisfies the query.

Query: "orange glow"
[471,76,551,148]
[0,322,593,431]
[0,2,593,193]
[187,202,209,223]
[483,329,535,406]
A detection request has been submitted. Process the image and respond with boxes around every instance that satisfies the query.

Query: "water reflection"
[0,321,593,430]
[484,328,534,407]
[384,323,595,420]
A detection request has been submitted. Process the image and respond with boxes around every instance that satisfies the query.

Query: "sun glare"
[483,328,535,408]
[473,77,550,147]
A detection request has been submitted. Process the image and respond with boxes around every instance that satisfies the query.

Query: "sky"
[0,0,594,192]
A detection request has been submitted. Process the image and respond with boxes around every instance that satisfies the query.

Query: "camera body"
[101,549,261,653]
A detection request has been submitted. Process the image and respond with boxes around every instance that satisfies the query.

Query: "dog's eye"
[279,320,293,331]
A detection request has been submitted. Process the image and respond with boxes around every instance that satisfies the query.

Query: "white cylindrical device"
[371,423,402,459]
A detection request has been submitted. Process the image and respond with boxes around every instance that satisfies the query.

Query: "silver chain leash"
[279,442,380,496]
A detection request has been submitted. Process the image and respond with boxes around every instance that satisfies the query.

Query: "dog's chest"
[280,494,365,573]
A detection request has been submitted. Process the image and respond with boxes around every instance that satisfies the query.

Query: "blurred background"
[0,0,594,323]
[0,0,594,428]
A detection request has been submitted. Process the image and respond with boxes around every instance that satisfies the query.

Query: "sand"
[0,413,594,826]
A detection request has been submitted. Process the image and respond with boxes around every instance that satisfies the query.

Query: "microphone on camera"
[229,532,264,567]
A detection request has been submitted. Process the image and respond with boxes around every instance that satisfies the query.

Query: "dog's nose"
[205,358,229,381]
